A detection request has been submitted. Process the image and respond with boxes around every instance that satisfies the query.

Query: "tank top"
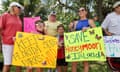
[75,19,89,31]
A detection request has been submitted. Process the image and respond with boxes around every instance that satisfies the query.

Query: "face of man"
[115,5,120,14]
[49,15,56,22]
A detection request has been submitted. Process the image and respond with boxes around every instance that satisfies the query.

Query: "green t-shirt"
[95,21,100,27]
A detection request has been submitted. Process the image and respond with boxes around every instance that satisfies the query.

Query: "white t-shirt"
[102,12,120,35]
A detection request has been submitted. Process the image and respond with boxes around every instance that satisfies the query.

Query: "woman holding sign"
[71,7,96,72]
[0,2,24,72]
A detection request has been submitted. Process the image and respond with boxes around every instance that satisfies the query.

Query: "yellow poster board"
[64,27,106,62]
[12,32,58,68]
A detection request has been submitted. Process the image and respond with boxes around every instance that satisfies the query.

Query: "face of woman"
[36,23,44,31]
[78,9,87,18]
[13,6,21,15]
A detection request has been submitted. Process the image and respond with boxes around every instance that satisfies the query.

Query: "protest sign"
[104,36,120,57]
[24,17,40,33]
[64,27,106,62]
[12,32,58,68]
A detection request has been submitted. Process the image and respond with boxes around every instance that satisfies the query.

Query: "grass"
[0,52,112,72]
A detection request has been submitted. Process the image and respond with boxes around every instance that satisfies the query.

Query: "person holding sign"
[44,11,62,72]
[72,7,96,72]
[0,2,24,72]
[102,1,120,71]
[56,25,68,72]
[44,11,62,37]
[26,20,47,72]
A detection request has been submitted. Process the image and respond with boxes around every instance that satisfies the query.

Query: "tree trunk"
[96,0,103,23]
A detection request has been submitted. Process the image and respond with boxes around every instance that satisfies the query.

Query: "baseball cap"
[113,1,120,8]
[49,11,56,16]
[9,2,24,10]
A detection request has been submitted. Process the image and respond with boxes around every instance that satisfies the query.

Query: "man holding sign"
[102,1,120,71]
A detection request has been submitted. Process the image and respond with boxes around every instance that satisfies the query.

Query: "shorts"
[57,58,68,66]
[2,44,13,65]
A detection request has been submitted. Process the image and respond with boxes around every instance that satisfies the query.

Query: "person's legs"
[47,69,53,72]
[63,66,67,72]
[83,61,89,72]
[26,67,33,72]
[16,66,22,72]
[2,65,10,72]
[57,66,62,72]
[72,62,77,72]
[2,44,13,72]
[36,68,43,72]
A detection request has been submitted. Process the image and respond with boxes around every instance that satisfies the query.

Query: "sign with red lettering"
[64,27,106,62]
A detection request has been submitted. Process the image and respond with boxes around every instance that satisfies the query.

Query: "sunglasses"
[15,5,21,9]
[116,5,120,8]
[79,9,85,12]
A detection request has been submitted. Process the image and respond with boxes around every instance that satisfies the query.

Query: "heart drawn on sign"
[89,30,95,35]
[95,34,102,40]
[42,60,47,65]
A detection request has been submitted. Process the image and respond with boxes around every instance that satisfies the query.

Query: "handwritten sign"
[24,17,40,33]
[12,32,58,68]
[104,36,120,57]
[64,27,106,62]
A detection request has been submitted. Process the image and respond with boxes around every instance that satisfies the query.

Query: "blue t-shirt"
[75,19,89,31]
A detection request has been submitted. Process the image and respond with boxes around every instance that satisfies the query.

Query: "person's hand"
[69,22,74,30]
[82,27,88,32]
[106,32,112,36]
[58,42,62,48]
[13,37,16,41]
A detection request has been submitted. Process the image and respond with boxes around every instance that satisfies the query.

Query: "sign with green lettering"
[64,27,106,62]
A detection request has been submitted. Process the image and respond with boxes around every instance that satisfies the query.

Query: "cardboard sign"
[24,17,40,33]
[64,27,106,62]
[104,36,120,57]
[12,32,58,68]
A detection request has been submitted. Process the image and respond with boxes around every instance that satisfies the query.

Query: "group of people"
[0,1,120,72]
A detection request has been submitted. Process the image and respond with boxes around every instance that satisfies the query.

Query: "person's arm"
[89,19,96,28]
[73,21,78,31]
[101,15,112,36]
[0,14,6,51]
[68,22,74,31]
[0,16,3,34]
[44,21,48,35]
[44,27,48,35]
[103,28,112,36]
[81,19,96,32]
